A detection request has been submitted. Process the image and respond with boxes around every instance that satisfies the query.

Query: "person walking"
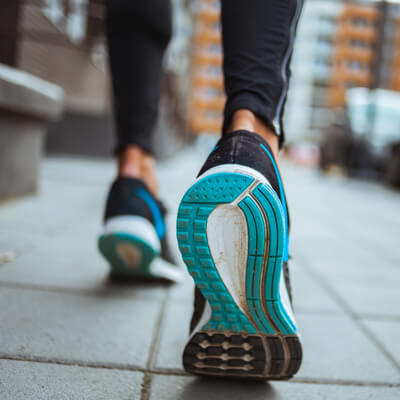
[99,0,304,380]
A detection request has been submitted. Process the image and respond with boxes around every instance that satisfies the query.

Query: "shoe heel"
[99,216,159,278]
[177,167,302,379]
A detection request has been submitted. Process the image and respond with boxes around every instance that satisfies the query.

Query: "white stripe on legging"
[272,0,303,135]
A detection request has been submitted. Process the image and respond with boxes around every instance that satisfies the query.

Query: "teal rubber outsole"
[98,233,157,278]
[178,171,302,379]
[177,172,296,335]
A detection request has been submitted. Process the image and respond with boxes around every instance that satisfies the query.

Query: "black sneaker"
[177,130,302,379]
[99,177,182,282]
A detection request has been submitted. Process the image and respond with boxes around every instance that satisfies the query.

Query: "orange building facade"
[328,3,400,108]
[390,16,400,91]
[327,5,379,108]
[188,0,224,135]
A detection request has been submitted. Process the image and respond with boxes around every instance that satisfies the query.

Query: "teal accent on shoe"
[260,144,290,262]
[136,188,166,239]
[98,232,157,278]
[208,144,219,156]
[251,183,297,334]
[177,173,257,334]
[239,199,275,335]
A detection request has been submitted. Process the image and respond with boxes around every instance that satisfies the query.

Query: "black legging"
[106,0,304,155]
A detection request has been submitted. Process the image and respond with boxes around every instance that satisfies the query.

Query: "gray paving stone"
[363,318,400,367]
[293,232,400,280]
[0,217,167,298]
[0,286,161,367]
[289,260,341,313]
[293,246,400,318]
[0,230,43,254]
[297,313,399,383]
[0,179,101,233]
[285,166,400,263]
[153,301,192,370]
[154,303,399,383]
[150,374,400,400]
[0,359,143,400]
[42,157,113,185]
[149,306,205,369]
[334,285,400,318]
[168,270,194,303]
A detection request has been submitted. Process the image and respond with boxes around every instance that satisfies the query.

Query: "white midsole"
[102,215,161,253]
[149,258,184,283]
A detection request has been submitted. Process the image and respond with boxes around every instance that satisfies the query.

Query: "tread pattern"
[98,233,156,278]
[183,332,266,377]
[183,332,302,379]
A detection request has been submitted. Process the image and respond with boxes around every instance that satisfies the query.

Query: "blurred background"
[1,0,400,201]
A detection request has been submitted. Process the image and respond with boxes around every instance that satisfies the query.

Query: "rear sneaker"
[177,130,302,380]
[99,177,182,283]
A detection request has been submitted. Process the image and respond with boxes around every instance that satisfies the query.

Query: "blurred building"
[391,14,400,91]
[188,0,223,135]
[1,0,108,113]
[382,4,400,91]
[327,1,400,107]
[285,0,344,143]
[0,0,193,158]
[187,0,348,143]
[0,0,114,156]
[327,4,378,108]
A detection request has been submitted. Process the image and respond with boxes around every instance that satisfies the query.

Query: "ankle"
[118,147,142,178]
[227,109,280,160]
[117,146,158,195]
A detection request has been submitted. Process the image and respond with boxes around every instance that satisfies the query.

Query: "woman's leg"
[221,0,304,158]
[105,0,172,194]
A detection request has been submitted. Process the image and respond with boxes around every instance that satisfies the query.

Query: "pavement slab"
[154,301,399,384]
[296,313,399,383]
[0,286,162,367]
[363,318,400,367]
[150,374,400,400]
[0,359,143,400]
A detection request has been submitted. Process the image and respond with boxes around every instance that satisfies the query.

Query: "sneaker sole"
[99,217,183,283]
[99,215,159,279]
[177,165,302,379]
[99,233,158,278]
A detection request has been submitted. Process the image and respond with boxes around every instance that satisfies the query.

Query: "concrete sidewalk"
[0,146,399,399]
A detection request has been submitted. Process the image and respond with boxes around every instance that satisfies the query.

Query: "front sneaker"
[177,130,302,379]
[99,177,182,282]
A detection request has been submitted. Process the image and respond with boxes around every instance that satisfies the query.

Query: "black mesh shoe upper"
[190,286,207,333]
[104,177,166,240]
[104,177,177,265]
